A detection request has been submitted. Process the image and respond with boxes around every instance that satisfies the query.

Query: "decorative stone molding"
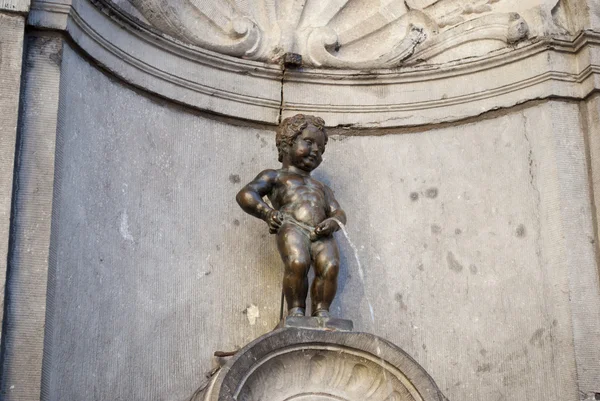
[25,0,600,126]
[63,0,283,123]
[197,328,445,401]
[116,0,558,68]
[282,30,600,127]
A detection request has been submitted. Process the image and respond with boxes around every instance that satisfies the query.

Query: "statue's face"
[288,124,326,172]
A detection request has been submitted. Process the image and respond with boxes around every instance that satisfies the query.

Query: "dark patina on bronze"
[236,114,347,318]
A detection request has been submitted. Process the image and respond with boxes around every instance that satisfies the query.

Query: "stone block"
[0,10,24,360]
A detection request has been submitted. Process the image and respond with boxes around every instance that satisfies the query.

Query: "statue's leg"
[277,223,311,316]
[310,236,340,317]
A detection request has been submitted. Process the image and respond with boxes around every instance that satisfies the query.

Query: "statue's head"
[276,114,328,171]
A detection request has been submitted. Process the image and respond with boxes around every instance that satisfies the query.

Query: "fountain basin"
[198,326,445,401]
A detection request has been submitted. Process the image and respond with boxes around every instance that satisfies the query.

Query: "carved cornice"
[282,31,600,126]
[26,0,600,126]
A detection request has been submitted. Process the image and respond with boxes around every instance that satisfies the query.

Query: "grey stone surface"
[0,0,28,13]
[1,33,62,401]
[37,42,600,401]
[0,11,24,349]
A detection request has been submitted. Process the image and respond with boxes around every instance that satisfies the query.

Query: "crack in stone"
[7,111,24,267]
[522,114,538,194]
[278,64,285,125]
[522,113,543,263]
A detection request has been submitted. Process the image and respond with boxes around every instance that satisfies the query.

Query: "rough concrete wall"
[42,43,600,401]
[0,12,24,345]
[1,33,62,401]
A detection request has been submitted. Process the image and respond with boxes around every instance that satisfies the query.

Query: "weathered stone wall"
[39,43,600,401]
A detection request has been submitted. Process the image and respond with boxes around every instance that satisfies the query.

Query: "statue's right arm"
[236,169,278,221]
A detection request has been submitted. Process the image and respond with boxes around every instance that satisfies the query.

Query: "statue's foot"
[312,309,330,318]
[288,307,305,317]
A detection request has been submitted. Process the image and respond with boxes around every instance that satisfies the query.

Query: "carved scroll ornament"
[122,0,561,68]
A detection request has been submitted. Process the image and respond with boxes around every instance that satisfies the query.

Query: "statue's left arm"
[314,187,346,237]
[326,188,346,227]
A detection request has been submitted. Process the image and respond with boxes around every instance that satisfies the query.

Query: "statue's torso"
[269,170,330,227]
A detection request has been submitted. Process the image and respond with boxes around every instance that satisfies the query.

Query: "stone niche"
[1,1,600,401]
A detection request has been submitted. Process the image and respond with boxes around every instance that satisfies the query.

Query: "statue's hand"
[314,218,339,238]
[266,210,283,234]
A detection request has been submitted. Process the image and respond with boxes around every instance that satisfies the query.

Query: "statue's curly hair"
[276,114,327,162]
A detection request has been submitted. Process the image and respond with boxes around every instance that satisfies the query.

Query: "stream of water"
[330,219,376,327]
[330,217,394,392]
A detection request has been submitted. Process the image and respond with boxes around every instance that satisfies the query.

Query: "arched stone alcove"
[1,1,600,401]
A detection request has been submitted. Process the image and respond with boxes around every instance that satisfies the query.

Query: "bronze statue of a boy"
[236,114,346,318]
